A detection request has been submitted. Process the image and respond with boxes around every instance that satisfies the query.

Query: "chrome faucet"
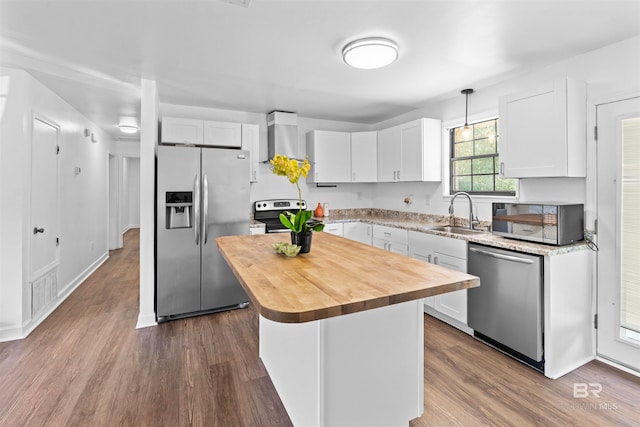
[449,192,479,230]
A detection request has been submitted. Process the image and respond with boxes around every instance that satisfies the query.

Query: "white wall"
[126,157,140,228]
[119,156,141,231]
[0,67,112,340]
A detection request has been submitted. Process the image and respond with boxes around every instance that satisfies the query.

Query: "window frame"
[449,118,516,196]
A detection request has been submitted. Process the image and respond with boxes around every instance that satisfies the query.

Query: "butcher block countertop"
[217,232,479,323]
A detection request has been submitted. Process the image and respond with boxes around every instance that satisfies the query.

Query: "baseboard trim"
[596,355,640,378]
[56,252,109,300]
[136,313,157,329]
[0,325,25,342]
[0,252,110,342]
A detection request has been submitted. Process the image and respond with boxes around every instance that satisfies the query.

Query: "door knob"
[33,227,44,234]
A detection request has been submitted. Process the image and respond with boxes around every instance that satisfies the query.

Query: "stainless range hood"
[267,111,298,160]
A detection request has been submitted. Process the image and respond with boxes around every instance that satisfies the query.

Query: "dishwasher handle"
[469,247,534,264]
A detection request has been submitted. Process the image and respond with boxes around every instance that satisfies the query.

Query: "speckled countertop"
[250,208,590,257]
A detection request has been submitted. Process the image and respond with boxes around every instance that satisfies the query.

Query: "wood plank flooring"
[1,229,638,426]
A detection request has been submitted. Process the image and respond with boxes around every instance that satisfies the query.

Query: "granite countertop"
[217,233,480,323]
[250,208,590,256]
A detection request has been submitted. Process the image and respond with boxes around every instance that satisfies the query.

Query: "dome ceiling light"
[342,37,399,70]
[119,116,139,134]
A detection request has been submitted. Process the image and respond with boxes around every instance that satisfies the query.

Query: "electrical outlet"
[425,195,431,206]
[90,241,94,251]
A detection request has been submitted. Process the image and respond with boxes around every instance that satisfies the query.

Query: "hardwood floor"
[1,229,638,426]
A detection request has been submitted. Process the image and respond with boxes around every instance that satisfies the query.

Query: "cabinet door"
[351,131,377,182]
[344,222,371,244]
[409,246,435,308]
[433,252,467,324]
[203,120,242,148]
[399,121,423,182]
[372,237,387,250]
[161,117,203,145]
[499,78,586,178]
[307,131,351,183]
[377,126,401,182]
[241,123,260,182]
[389,243,408,256]
[323,223,344,236]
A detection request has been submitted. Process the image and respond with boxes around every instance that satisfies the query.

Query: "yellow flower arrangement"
[270,154,324,234]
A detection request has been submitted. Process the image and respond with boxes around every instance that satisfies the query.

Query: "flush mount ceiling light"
[118,116,139,134]
[342,37,399,70]
[461,89,474,140]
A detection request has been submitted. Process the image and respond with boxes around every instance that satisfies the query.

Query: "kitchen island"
[217,232,479,426]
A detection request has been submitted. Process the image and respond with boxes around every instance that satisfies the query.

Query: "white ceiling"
[1,0,639,139]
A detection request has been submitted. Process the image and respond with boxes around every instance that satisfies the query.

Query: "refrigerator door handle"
[203,174,209,244]
[194,173,200,245]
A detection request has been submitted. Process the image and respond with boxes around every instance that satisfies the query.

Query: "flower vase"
[291,231,312,253]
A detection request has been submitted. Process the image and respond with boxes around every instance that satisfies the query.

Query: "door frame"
[589,91,640,376]
[29,112,61,282]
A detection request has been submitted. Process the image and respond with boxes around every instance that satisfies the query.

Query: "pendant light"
[342,37,399,69]
[461,89,474,140]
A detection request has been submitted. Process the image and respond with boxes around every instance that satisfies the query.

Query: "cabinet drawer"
[323,223,344,236]
[373,224,408,245]
[409,231,466,259]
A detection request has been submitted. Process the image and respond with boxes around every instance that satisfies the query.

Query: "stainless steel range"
[253,199,307,233]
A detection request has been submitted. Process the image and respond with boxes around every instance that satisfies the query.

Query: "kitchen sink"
[424,226,488,235]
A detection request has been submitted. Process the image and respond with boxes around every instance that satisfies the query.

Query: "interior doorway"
[30,115,60,316]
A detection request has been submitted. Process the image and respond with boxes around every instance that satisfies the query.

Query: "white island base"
[259,300,425,427]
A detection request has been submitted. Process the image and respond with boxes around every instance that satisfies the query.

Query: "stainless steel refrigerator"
[156,145,249,321]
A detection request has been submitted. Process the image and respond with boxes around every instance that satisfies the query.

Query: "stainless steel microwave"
[492,203,584,245]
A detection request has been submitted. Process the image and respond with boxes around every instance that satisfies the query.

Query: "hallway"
[0,229,638,426]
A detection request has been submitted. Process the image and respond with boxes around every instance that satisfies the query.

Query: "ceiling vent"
[267,111,299,161]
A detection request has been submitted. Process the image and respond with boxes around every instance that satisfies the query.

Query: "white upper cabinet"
[377,118,441,182]
[203,120,242,148]
[241,123,260,182]
[351,131,377,182]
[377,126,402,182]
[306,130,352,183]
[498,78,587,178]
[161,117,203,145]
[161,117,242,148]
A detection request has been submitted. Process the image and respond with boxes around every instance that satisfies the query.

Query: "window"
[450,118,516,195]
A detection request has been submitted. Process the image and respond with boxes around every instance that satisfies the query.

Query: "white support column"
[136,79,158,329]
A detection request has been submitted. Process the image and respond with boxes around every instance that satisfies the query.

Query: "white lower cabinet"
[408,231,468,330]
[323,222,344,237]
[343,221,373,245]
[373,225,408,256]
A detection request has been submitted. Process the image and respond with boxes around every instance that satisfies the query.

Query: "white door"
[596,96,640,372]
[30,117,59,279]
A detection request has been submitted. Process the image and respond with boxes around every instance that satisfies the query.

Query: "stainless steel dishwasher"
[467,243,544,372]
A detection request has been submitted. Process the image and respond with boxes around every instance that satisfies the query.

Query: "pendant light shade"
[461,89,474,140]
[342,37,399,70]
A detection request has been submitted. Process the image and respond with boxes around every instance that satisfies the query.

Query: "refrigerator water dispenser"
[166,191,193,229]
